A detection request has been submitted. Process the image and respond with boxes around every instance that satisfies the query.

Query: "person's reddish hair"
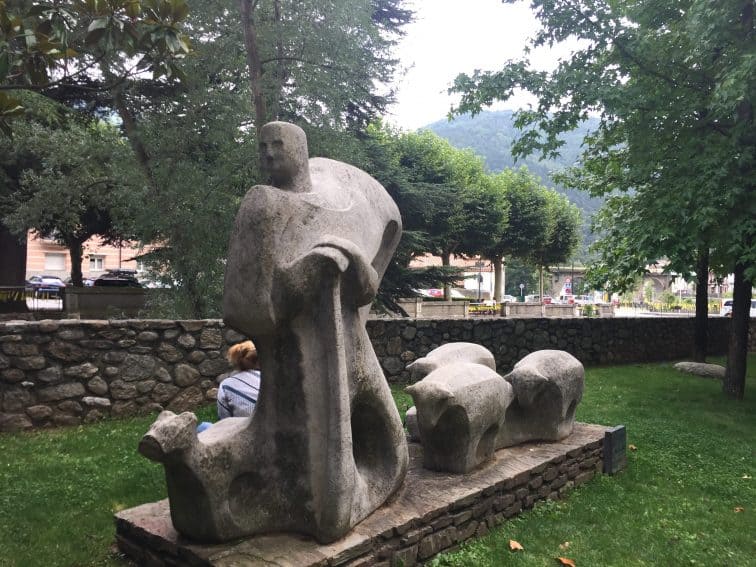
[226,340,259,370]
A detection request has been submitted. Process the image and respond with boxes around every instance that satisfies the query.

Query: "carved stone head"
[259,121,311,192]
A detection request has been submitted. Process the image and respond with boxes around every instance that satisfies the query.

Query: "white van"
[720,299,756,317]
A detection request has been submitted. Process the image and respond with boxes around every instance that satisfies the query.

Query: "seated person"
[217,340,261,419]
[197,340,261,432]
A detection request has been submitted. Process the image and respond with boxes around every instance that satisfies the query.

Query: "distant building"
[25,231,151,281]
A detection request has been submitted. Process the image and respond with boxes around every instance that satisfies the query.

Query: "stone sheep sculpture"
[406,362,514,474]
[498,349,584,448]
[405,344,584,474]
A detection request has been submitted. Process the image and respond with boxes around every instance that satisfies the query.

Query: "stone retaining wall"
[1,317,752,432]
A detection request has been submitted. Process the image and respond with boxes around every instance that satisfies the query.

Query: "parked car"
[93,269,142,288]
[524,294,552,304]
[557,294,576,304]
[500,294,517,303]
[720,299,756,317]
[25,275,66,296]
[574,295,595,305]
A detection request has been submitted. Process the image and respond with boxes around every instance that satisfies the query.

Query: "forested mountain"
[424,110,603,254]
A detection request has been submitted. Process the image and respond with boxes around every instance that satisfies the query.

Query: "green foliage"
[450,0,755,287]
[0,0,191,132]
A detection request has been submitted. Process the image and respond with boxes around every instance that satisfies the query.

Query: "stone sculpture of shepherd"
[138,122,409,544]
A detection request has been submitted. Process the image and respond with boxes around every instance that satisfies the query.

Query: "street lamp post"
[519,283,525,299]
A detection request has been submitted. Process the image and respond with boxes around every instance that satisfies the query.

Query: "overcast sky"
[385,0,575,130]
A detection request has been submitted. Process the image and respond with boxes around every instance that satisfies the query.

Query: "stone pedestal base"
[116,423,607,566]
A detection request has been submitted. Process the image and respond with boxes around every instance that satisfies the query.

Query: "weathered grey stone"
[137,331,160,343]
[47,340,89,362]
[405,406,421,442]
[36,366,63,384]
[140,122,408,545]
[163,328,180,340]
[110,380,139,400]
[37,382,86,402]
[26,404,54,421]
[223,328,246,343]
[154,367,172,383]
[177,334,197,349]
[63,362,99,379]
[157,342,183,363]
[2,342,38,356]
[151,383,179,403]
[0,353,8,369]
[121,354,157,381]
[198,357,230,377]
[406,342,496,381]
[174,364,200,387]
[13,355,46,370]
[186,350,206,364]
[179,320,205,332]
[78,339,115,350]
[499,350,584,447]
[206,387,218,400]
[38,320,60,333]
[111,401,138,417]
[407,361,514,474]
[1,368,25,383]
[57,328,85,341]
[129,346,153,355]
[382,357,404,376]
[166,386,204,412]
[57,400,83,415]
[118,339,137,348]
[199,328,222,349]
[82,396,112,409]
[2,386,33,412]
[673,361,726,379]
[0,412,33,432]
[103,351,127,364]
[103,366,120,378]
[137,380,157,394]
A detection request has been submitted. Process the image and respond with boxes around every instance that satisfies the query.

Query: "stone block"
[26,404,53,421]
[110,380,138,400]
[417,527,456,560]
[63,363,99,379]
[57,400,83,414]
[83,396,112,409]
[199,328,222,349]
[47,340,89,363]
[0,412,33,432]
[166,386,204,412]
[151,383,179,403]
[14,356,46,370]
[391,545,417,567]
[137,331,160,343]
[37,382,86,402]
[2,342,38,356]
[1,368,25,383]
[87,376,109,395]
[121,354,158,381]
[174,364,200,387]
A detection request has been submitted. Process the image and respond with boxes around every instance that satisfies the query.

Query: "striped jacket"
[217,369,261,419]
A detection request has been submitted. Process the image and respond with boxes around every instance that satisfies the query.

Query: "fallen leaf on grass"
[509,540,524,551]
[734,507,744,513]
[628,444,637,451]
[557,558,576,566]
[559,541,571,550]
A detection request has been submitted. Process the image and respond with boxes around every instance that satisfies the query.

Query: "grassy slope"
[1,360,754,566]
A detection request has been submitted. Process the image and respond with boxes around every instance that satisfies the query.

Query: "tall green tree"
[0,0,190,307]
[451,0,754,397]
[1,103,144,286]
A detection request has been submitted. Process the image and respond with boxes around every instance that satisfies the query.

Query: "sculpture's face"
[259,123,308,187]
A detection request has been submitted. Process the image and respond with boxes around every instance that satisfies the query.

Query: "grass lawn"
[1,356,754,566]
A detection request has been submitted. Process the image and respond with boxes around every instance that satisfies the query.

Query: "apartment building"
[26,232,149,281]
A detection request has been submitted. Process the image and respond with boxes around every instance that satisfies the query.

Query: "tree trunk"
[442,252,452,301]
[693,247,709,362]
[67,238,84,287]
[492,257,503,301]
[0,224,29,314]
[723,262,751,399]
[240,0,267,134]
